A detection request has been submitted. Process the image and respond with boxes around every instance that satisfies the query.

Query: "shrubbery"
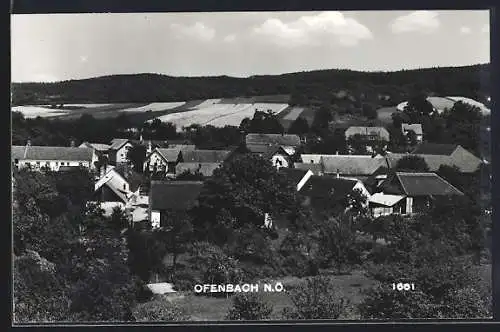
[226,293,273,321]
[132,296,189,321]
[282,276,349,319]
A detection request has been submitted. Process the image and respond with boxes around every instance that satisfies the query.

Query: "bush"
[132,297,189,321]
[282,276,348,319]
[359,284,436,319]
[441,287,491,318]
[226,293,273,321]
[171,269,201,292]
[189,242,244,297]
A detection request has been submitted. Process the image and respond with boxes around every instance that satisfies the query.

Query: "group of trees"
[13,168,153,322]
[390,93,485,155]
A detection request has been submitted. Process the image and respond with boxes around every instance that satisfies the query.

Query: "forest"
[11,64,490,107]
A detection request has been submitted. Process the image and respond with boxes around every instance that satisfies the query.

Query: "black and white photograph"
[11,9,492,323]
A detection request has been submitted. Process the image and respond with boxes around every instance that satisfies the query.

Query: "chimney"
[70,140,75,147]
[336,151,339,155]
[26,140,31,146]
[336,169,340,179]
[140,134,143,142]
[147,141,152,154]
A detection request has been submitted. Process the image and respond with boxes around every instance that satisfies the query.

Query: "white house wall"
[145,151,169,172]
[271,155,289,169]
[16,159,91,171]
[151,210,161,229]
[116,143,133,164]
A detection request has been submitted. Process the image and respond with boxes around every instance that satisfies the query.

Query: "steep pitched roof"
[279,168,309,185]
[180,150,232,163]
[246,134,301,153]
[95,168,130,203]
[300,175,358,199]
[321,155,389,175]
[345,127,390,141]
[411,143,458,155]
[155,148,183,162]
[392,172,464,196]
[401,123,423,136]
[150,181,204,211]
[11,145,94,161]
[175,162,221,177]
[109,138,131,150]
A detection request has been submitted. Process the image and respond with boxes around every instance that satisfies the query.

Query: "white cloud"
[170,22,216,42]
[223,34,236,43]
[252,11,372,48]
[481,24,489,34]
[390,11,440,34]
[460,26,471,34]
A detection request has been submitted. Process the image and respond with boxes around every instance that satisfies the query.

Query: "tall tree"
[126,144,147,173]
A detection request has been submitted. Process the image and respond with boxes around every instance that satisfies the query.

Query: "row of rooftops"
[296,143,482,175]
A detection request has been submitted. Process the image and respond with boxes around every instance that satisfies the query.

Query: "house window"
[79,162,83,166]
[123,184,126,190]
[14,159,18,164]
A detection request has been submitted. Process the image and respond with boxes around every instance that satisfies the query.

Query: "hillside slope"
[11,64,490,106]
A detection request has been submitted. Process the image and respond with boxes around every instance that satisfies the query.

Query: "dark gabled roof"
[109,138,131,150]
[150,181,204,211]
[175,162,221,177]
[279,168,309,185]
[180,149,232,163]
[389,172,464,196]
[11,145,94,161]
[411,143,458,155]
[300,175,358,198]
[245,134,301,153]
[261,145,289,160]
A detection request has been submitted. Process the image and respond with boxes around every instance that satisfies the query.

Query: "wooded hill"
[11,64,490,107]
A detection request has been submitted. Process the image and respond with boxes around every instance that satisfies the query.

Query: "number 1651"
[392,283,415,291]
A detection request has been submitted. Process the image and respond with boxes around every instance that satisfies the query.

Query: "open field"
[376,106,398,124]
[151,102,289,130]
[121,102,186,113]
[165,269,377,321]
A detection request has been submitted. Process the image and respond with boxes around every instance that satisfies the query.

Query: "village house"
[79,142,111,159]
[401,123,423,143]
[345,126,390,154]
[386,143,482,173]
[298,175,371,211]
[245,133,301,167]
[149,181,204,229]
[262,145,296,169]
[300,154,389,181]
[175,162,222,178]
[108,138,134,165]
[369,172,464,216]
[172,149,233,177]
[12,143,97,172]
[143,147,186,176]
[93,167,134,213]
[293,162,325,176]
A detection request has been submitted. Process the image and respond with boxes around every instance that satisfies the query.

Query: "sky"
[11,10,490,82]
